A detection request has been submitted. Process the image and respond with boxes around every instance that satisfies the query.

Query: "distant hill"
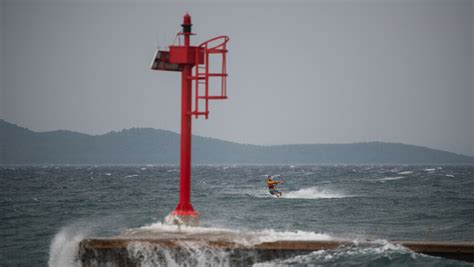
[1,119,472,165]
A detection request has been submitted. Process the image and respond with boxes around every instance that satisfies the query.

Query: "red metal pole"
[170,13,199,224]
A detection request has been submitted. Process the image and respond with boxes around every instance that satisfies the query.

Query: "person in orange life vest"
[266,175,283,197]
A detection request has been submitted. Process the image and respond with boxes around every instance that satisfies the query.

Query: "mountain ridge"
[1,119,472,165]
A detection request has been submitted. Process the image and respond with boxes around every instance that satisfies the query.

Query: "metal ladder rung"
[198,96,227,100]
[207,73,228,77]
[188,76,206,80]
[188,111,208,116]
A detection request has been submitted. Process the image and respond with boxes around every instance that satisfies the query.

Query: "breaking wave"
[48,216,127,267]
[52,221,466,267]
[124,238,427,267]
[48,226,90,267]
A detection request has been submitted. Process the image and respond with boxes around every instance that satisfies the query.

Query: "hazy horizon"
[1,0,473,156]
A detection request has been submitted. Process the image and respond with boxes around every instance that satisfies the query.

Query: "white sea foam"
[48,216,128,267]
[445,174,455,178]
[397,171,413,175]
[137,222,236,234]
[135,222,332,244]
[119,222,336,266]
[254,239,412,266]
[283,187,349,199]
[125,174,139,178]
[119,221,433,267]
[48,227,89,267]
[253,229,332,243]
[379,176,406,182]
[424,168,436,172]
[128,240,233,267]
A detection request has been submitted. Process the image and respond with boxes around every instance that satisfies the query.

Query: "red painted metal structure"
[150,13,229,225]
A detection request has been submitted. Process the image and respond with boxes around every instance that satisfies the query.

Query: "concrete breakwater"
[79,229,474,266]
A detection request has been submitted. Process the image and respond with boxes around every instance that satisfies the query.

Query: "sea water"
[1,165,473,266]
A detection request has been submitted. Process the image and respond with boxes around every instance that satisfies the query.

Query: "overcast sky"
[1,0,473,156]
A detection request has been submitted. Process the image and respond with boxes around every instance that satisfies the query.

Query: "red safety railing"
[189,36,229,119]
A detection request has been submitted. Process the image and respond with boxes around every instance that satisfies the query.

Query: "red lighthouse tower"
[150,13,229,226]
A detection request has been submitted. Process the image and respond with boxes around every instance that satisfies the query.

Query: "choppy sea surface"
[1,165,473,266]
